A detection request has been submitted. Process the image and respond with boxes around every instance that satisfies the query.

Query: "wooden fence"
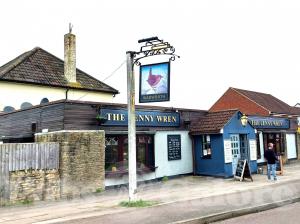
[0,142,59,203]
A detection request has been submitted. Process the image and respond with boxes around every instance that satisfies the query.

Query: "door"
[230,134,240,175]
[239,134,249,161]
[286,134,297,159]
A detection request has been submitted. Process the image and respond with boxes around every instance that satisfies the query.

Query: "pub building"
[190,109,257,177]
[0,99,207,186]
[247,116,297,164]
[0,31,210,186]
[209,87,300,164]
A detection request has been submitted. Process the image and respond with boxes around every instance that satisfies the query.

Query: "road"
[56,180,300,224]
[214,202,300,224]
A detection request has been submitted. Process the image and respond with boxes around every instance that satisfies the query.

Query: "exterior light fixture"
[241,114,248,127]
[96,114,107,125]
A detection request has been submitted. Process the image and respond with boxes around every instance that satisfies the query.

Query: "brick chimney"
[64,24,76,83]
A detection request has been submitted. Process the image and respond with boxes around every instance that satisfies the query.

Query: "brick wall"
[9,170,60,203]
[210,88,269,116]
[35,130,105,198]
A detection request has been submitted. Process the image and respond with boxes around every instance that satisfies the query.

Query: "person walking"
[264,143,278,181]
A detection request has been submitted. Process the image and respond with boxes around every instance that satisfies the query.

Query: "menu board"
[249,140,257,161]
[224,140,232,163]
[167,135,181,161]
[276,155,283,175]
[234,159,253,182]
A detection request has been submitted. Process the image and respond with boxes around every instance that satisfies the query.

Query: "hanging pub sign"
[139,62,170,103]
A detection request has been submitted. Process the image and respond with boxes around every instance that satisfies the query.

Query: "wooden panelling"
[0,100,208,140]
[0,142,59,171]
[0,104,64,140]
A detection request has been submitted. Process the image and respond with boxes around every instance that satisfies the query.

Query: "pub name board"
[99,109,180,127]
[248,116,290,129]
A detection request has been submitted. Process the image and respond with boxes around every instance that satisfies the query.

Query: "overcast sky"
[1,0,300,110]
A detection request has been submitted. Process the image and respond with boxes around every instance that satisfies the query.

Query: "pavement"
[1,161,300,224]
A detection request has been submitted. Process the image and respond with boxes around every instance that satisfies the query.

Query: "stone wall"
[9,170,60,203]
[35,130,105,198]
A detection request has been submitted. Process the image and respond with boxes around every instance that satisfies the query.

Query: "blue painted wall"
[194,112,257,177]
[195,134,226,176]
[223,112,257,176]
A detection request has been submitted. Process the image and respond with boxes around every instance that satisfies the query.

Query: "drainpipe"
[65,88,69,100]
[191,134,196,175]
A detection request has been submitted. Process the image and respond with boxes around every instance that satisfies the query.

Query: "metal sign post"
[126,37,179,202]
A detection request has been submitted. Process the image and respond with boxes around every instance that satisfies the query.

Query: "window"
[105,137,119,171]
[230,134,240,156]
[202,135,211,159]
[263,133,284,155]
[137,136,154,169]
[105,135,155,174]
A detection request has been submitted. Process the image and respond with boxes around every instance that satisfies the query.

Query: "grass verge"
[119,199,158,208]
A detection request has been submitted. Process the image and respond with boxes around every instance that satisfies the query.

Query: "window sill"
[105,166,157,178]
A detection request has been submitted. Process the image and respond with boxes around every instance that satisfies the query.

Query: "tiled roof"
[190,109,238,134]
[290,106,300,116]
[0,47,119,94]
[232,88,292,115]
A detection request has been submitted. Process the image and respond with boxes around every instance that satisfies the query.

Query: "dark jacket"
[264,149,278,164]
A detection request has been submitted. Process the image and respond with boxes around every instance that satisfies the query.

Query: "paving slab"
[0,161,300,224]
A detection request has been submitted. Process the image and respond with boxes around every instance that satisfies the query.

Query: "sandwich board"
[234,159,253,182]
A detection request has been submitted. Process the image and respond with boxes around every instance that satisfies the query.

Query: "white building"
[0,31,118,112]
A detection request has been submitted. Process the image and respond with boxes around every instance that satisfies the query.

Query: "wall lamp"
[96,115,107,125]
[241,114,248,127]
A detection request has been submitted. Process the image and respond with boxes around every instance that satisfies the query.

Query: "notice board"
[249,140,257,161]
[167,135,181,161]
[224,140,233,163]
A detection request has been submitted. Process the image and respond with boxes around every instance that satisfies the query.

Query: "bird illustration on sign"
[140,63,169,95]
[147,68,163,87]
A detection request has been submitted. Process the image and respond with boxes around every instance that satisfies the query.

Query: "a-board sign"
[276,155,283,175]
[234,159,253,182]
[167,135,181,161]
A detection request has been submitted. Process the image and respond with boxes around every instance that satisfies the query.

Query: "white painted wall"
[257,132,265,163]
[0,82,114,110]
[105,131,193,187]
[154,131,193,178]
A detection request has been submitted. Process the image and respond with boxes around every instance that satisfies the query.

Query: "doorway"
[230,134,250,175]
[263,133,284,155]
[230,134,240,175]
[240,134,249,161]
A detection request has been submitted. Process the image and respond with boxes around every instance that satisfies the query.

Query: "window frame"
[201,134,212,159]
[105,134,155,176]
